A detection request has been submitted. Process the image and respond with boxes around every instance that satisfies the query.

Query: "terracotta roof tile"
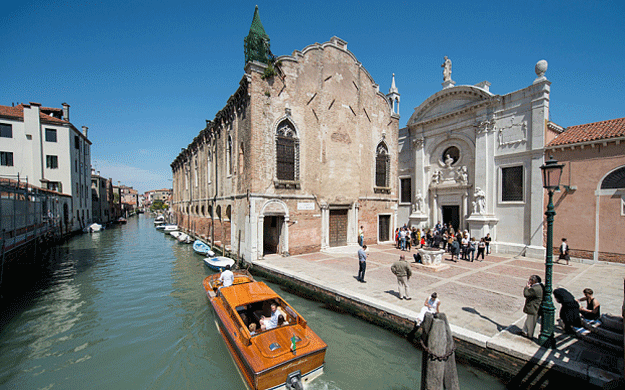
[547,117,625,147]
[0,104,69,124]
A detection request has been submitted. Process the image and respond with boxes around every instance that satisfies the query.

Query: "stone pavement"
[253,243,625,386]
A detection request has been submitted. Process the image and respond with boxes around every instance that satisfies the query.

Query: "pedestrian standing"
[557,238,570,265]
[476,238,486,261]
[461,234,469,260]
[484,233,491,254]
[357,245,368,283]
[468,237,476,262]
[391,255,412,300]
[450,237,460,262]
[522,275,543,339]
[358,225,364,247]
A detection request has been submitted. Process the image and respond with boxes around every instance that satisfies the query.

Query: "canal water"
[0,215,504,389]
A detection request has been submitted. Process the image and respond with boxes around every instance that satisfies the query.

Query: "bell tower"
[244,6,271,65]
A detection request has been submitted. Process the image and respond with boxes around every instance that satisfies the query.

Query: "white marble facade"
[398,59,551,258]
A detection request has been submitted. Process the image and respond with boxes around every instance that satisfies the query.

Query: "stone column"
[257,214,264,259]
[320,203,329,250]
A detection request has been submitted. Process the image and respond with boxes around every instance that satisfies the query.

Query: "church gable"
[408,86,493,125]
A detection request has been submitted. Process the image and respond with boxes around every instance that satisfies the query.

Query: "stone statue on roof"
[442,56,452,82]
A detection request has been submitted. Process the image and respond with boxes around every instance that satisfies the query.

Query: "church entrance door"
[442,206,460,231]
[329,209,348,247]
[263,215,283,255]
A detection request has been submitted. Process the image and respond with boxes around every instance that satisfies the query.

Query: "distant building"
[398,60,551,258]
[0,102,92,232]
[172,7,399,259]
[116,184,138,216]
[545,117,625,263]
[91,170,113,224]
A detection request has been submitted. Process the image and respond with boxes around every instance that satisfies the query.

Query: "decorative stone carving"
[412,137,424,149]
[416,248,449,271]
[431,163,470,187]
[472,187,486,214]
[497,116,527,146]
[456,166,468,184]
[442,56,452,82]
[441,56,456,89]
[412,191,425,214]
[432,170,442,184]
[534,59,548,84]
[474,114,496,134]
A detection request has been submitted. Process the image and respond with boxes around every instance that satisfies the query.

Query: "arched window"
[601,166,625,189]
[226,136,233,176]
[276,120,299,182]
[375,142,390,188]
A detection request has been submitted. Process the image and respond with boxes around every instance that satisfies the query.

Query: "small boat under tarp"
[84,223,103,233]
[177,232,192,244]
[202,270,327,390]
[193,240,215,257]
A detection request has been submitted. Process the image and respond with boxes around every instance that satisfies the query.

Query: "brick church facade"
[171,8,399,260]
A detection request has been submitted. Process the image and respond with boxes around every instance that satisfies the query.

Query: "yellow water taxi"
[203,270,327,390]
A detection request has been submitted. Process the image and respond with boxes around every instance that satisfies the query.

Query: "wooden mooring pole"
[419,312,459,390]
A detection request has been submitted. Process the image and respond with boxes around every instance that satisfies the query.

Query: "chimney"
[82,126,88,138]
[62,102,70,121]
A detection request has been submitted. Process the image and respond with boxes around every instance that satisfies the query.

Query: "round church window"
[442,146,460,166]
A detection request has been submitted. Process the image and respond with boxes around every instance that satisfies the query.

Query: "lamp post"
[539,156,564,347]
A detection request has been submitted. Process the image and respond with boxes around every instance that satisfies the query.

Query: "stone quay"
[243,243,624,388]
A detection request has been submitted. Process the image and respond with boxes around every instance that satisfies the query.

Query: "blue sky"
[2,0,623,193]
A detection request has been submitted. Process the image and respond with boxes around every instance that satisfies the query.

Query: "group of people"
[523,274,600,339]
[394,222,492,263]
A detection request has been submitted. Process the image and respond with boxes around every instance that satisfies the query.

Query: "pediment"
[408,86,495,126]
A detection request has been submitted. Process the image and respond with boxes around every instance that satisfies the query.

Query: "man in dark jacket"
[522,275,543,339]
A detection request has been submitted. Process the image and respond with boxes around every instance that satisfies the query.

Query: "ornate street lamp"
[539,156,564,347]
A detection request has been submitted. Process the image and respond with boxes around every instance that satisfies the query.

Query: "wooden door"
[378,215,390,242]
[329,209,348,247]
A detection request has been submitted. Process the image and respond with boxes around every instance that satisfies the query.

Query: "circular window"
[442,146,460,166]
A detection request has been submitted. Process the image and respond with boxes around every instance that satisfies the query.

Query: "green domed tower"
[244,6,271,65]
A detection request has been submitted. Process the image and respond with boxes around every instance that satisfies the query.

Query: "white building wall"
[399,62,551,258]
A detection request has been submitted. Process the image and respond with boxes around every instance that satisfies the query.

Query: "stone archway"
[258,200,290,258]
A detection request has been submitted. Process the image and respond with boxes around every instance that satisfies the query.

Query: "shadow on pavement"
[462,307,507,332]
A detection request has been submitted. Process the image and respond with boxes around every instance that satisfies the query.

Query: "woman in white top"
[416,292,441,325]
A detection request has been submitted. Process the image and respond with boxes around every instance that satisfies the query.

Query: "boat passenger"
[219,265,234,288]
[260,303,279,331]
[277,314,286,327]
[248,323,257,335]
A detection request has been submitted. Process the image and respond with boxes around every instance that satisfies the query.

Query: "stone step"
[576,327,624,354]
[582,319,624,344]
[600,314,624,333]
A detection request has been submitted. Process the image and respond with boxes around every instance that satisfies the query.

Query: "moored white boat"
[163,224,179,232]
[203,256,235,271]
[177,232,192,243]
[170,231,182,239]
[84,223,103,233]
[154,215,165,225]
